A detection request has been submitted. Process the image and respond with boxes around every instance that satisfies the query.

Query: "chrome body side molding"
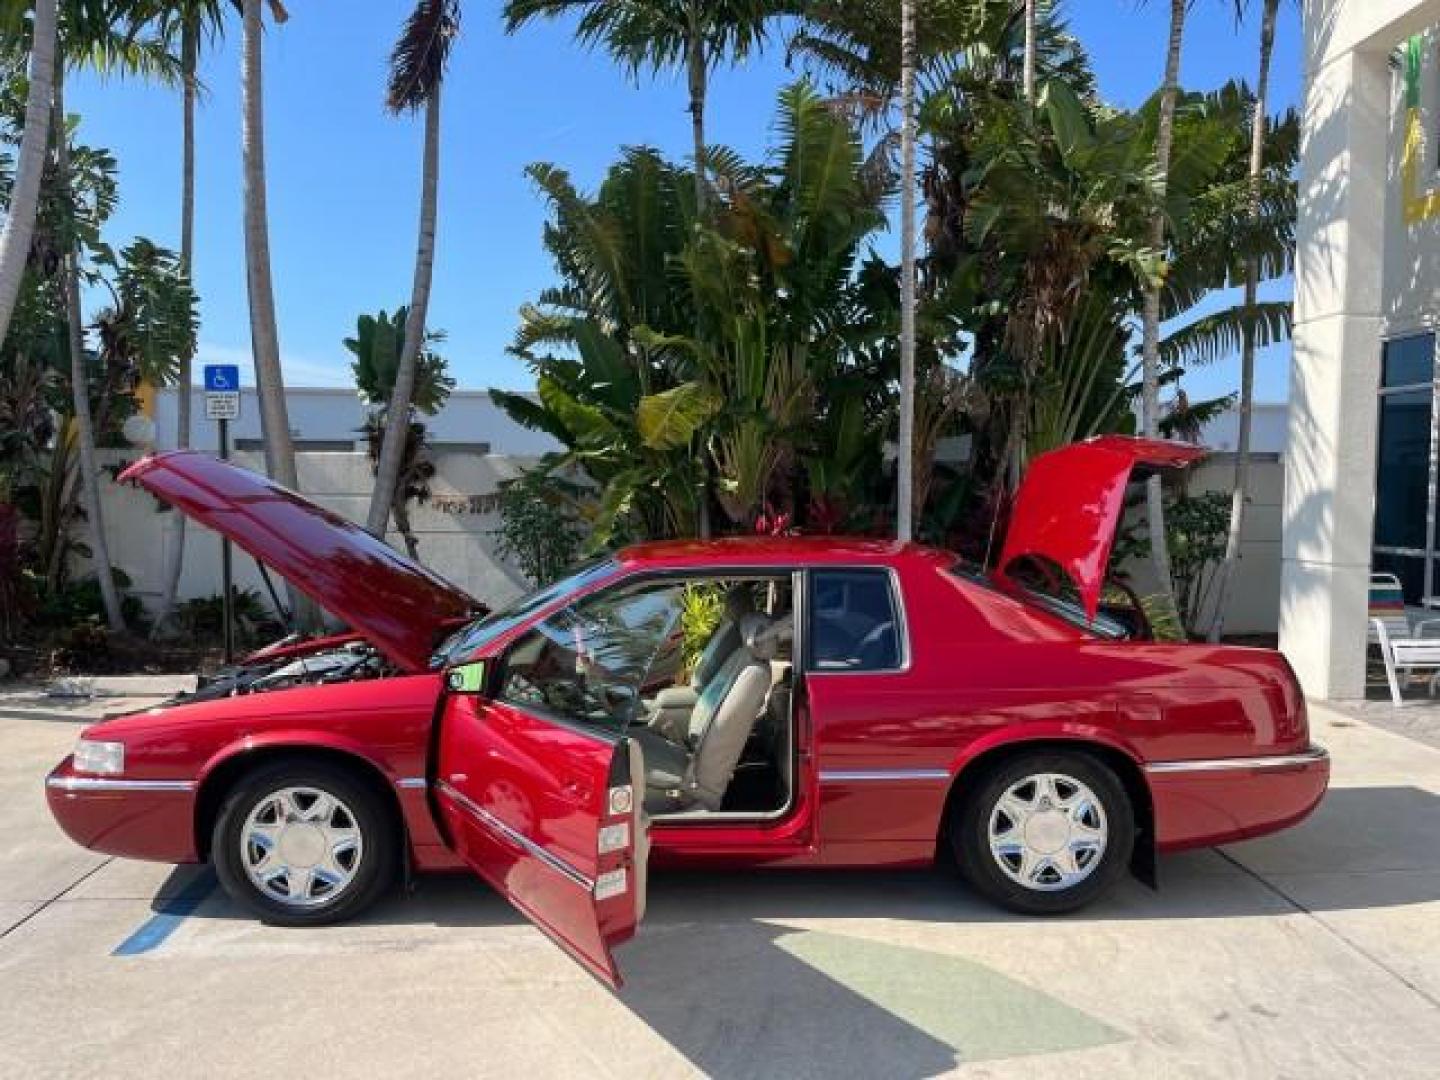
[818,768,951,783]
[1143,746,1329,775]
[435,779,594,892]
[46,776,197,793]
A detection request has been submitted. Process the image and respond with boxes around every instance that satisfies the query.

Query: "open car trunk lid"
[995,435,1207,621]
[122,451,479,672]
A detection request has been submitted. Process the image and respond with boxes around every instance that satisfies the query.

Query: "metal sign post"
[203,365,241,664]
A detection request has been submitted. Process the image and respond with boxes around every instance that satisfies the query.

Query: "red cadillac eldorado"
[46,436,1328,986]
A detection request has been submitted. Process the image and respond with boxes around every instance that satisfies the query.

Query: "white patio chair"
[1368,572,1440,706]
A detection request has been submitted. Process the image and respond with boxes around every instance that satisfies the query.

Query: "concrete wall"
[150,386,562,457]
[1188,455,1285,636]
[85,395,1289,633]
[91,449,537,619]
[89,450,1286,637]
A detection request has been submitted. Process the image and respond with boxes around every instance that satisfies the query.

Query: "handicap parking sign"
[203,364,242,421]
[203,364,240,392]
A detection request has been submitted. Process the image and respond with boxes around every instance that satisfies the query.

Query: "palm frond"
[387,0,459,112]
[1160,299,1292,368]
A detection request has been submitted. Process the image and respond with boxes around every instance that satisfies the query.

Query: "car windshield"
[429,558,618,668]
[949,562,1130,640]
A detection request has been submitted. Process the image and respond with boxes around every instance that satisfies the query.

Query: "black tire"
[952,751,1134,915]
[212,760,398,926]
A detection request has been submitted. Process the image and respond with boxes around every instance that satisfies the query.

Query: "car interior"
[809,570,903,670]
[496,575,796,820]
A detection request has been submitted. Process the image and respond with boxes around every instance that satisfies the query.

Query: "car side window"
[809,570,904,672]
[497,581,686,733]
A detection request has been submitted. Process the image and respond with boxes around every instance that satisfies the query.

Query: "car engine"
[174,640,397,703]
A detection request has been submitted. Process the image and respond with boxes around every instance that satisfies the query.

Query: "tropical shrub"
[491,468,589,586]
[176,588,284,646]
[493,81,897,544]
[679,583,725,677]
[1115,489,1231,637]
[347,307,455,559]
[36,568,145,630]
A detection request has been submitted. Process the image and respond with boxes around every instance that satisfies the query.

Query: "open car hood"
[995,435,1207,621]
[121,451,479,672]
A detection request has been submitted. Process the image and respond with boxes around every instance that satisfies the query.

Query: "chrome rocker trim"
[435,779,594,892]
[46,776,197,793]
[819,768,951,783]
[395,777,427,790]
[1143,746,1329,775]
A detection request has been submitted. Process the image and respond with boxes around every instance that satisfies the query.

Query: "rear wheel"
[953,751,1134,915]
[212,761,398,926]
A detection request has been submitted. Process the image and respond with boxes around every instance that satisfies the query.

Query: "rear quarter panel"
[810,556,1308,855]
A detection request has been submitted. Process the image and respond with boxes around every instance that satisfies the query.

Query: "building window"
[1374,333,1437,601]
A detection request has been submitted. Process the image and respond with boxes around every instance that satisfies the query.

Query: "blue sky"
[68,1,1303,403]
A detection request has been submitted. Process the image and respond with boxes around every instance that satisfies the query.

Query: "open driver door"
[430,658,649,988]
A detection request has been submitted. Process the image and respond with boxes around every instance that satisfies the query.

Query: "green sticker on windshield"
[446,660,487,693]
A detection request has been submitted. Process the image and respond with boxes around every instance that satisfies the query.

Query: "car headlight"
[73,739,125,776]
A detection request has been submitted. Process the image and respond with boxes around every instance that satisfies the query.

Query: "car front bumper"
[1147,745,1331,852]
[46,757,201,863]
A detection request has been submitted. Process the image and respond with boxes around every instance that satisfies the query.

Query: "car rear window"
[948,562,1131,640]
[809,569,905,671]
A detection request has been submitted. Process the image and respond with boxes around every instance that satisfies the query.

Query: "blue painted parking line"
[112,869,218,956]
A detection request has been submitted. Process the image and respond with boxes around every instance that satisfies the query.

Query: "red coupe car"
[46,437,1328,986]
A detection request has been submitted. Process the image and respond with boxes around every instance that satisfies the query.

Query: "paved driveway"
[2,689,1438,1079]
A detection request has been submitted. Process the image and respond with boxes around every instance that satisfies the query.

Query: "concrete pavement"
[2,690,1438,1078]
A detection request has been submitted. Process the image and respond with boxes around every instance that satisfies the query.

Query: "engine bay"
[170,639,398,704]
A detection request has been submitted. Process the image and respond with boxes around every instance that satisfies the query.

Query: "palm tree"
[1139,0,1188,618]
[348,307,455,557]
[240,0,295,490]
[239,0,315,626]
[365,0,459,542]
[1021,0,1037,102]
[502,1,784,222]
[896,0,916,541]
[45,3,181,633]
[504,0,788,537]
[493,85,890,544]
[0,0,59,349]
[53,71,122,630]
[1208,0,1282,642]
[147,0,228,634]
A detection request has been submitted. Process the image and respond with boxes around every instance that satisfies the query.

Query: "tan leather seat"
[635,612,783,812]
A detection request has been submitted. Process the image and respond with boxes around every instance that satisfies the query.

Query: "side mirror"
[446,659,488,694]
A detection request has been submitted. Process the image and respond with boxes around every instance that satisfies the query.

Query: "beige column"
[1281,31,1393,699]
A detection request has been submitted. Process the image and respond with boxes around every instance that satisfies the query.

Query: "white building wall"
[92,388,1294,632]
[1186,455,1286,635]
[93,448,539,619]
[151,386,561,457]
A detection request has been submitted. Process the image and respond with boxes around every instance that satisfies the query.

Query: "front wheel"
[953,752,1134,915]
[213,761,398,926]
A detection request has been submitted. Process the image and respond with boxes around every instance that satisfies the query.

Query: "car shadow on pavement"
[155,784,1440,929]
[137,785,1440,1076]
[614,920,1122,1076]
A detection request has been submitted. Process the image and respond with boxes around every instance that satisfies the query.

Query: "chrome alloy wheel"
[240,786,365,908]
[987,772,1108,892]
